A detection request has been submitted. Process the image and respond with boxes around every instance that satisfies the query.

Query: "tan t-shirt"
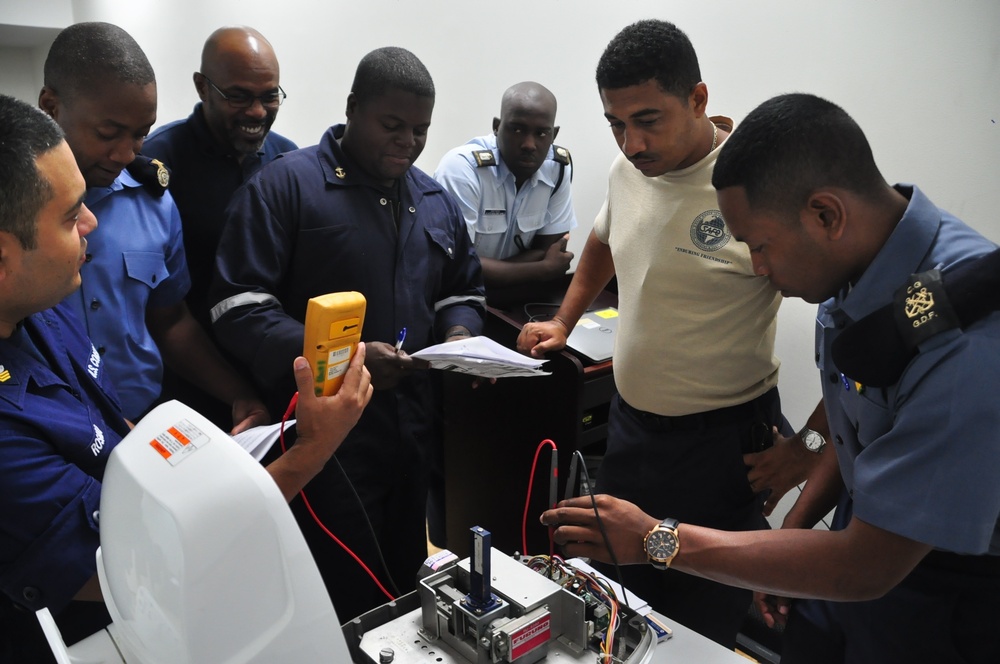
[593,130,780,416]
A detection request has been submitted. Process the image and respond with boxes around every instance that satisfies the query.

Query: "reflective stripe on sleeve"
[433,294,486,312]
[210,292,280,323]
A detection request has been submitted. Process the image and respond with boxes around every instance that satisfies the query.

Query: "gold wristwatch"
[643,518,680,570]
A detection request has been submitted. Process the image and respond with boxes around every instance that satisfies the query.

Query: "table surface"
[653,612,750,663]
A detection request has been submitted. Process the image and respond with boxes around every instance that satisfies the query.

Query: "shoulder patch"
[127,156,171,198]
[831,247,1000,387]
[893,268,960,350]
[473,150,496,167]
[551,145,571,166]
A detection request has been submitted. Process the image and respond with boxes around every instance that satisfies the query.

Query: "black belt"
[619,386,779,434]
[922,549,1000,577]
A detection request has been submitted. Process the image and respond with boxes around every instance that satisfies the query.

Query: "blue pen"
[394,327,407,352]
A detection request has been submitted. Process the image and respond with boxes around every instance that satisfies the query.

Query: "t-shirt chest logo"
[689,210,731,252]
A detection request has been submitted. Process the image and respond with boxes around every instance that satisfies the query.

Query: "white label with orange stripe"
[149,419,209,466]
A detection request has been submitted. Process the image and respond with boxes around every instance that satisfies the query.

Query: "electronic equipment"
[36,405,656,663]
[37,401,352,663]
[346,527,657,664]
[565,307,618,363]
[303,291,366,396]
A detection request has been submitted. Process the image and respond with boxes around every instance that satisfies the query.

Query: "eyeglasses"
[201,75,286,109]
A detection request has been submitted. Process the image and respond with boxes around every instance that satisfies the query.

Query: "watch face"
[645,528,679,562]
[803,430,825,452]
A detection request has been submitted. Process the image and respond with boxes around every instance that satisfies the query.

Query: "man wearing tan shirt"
[517,19,812,648]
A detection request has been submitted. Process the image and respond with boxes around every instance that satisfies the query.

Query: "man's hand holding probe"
[540,494,658,565]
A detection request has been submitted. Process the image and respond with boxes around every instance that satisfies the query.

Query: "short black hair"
[350,46,434,105]
[596,19,702,98]
[44,22,155,99]
[713,93,887,214]
[0,95,65,249]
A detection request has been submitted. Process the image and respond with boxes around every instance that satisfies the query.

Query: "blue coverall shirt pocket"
[424,227,456,261]
[122,251,169,339]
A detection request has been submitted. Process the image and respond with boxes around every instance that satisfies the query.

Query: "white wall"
[2,1,999,517]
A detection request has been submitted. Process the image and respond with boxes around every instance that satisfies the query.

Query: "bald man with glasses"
[144,26,297,426]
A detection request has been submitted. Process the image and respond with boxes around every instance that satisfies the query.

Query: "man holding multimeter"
[210,46,485,619]
[0,93,372,662]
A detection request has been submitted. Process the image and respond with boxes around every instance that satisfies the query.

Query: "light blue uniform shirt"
[67,170,190,420]
[818,185,1000,555]
[433,134,576,259]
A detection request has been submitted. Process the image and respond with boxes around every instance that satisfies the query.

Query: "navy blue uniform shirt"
[143,103,298,329]
[0,303,129,614]
[208,123,484,615]
[210,123,485,410]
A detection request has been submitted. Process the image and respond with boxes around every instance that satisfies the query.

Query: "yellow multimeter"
[303,291,366,396]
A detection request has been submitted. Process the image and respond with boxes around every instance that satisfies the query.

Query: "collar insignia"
[151,159,170,188]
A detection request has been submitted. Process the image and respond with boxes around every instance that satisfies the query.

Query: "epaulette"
[126,156,171,198]
[472,150,496,167]
[832,247,1000,387]
[552,145,573,190]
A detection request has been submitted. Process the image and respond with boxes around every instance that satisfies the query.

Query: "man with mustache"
[517,19,818,648]
[0,93,371,662]
[143,27,297,427]
[543,92,1000,664]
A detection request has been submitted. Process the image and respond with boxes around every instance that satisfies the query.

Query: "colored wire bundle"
[522,553,624,658]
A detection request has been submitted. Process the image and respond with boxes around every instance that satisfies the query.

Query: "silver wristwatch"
[799,427,826,453]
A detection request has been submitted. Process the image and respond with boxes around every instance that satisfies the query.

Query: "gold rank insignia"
[151,159,170,188]
[473,150,496,167]
[893,267,959,351]
[0,365,10,383]
[904,283,935,321]
[335,167,346,179]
